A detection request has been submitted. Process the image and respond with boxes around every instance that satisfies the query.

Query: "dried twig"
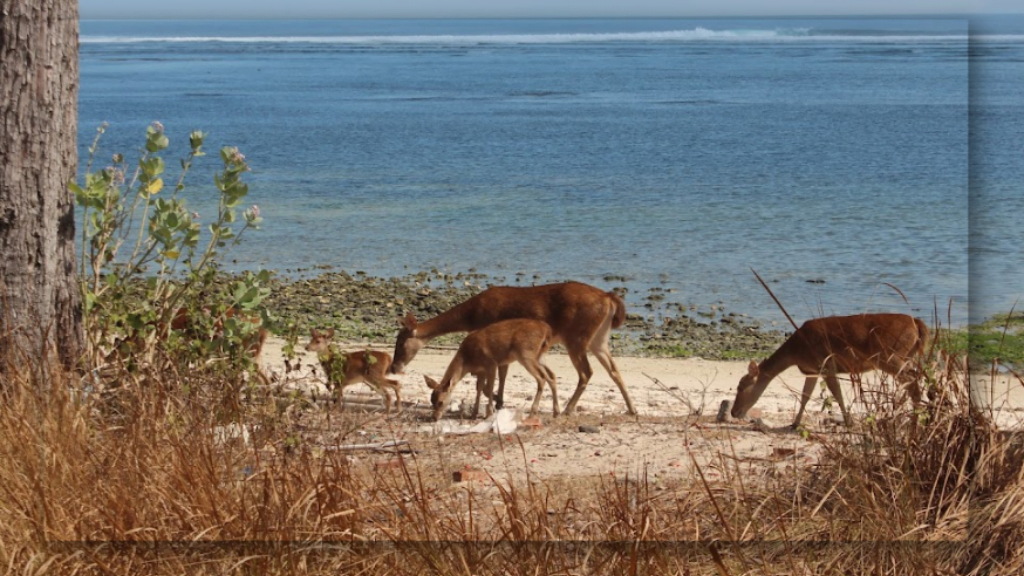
[643,372,711,416]
[751,267,798,330]
[321,439,411,452]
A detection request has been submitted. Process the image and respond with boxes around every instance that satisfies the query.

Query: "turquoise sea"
[77,17,1019,327]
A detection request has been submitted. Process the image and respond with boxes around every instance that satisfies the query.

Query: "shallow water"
[75,18,1005,326]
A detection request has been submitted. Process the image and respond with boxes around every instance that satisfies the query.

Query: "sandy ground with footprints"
[262,337,1024,486]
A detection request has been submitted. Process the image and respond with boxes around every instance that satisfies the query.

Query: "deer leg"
[368,382,391,415]
[591,341,637,416]
[823,373,852,427]
[907,378,924,409]
[543,363,560,416]
[386,378,402,414]
[878,359,924,409]
[494,364,509,410]
[361,374,392,415]
[891,364,924,410]
[519,358,550,415]
[791,376,819,429]
[322,380,335,405]
[483,370,497,418]
[254,366,271,386]
[471,374,484,419]
[561,348,594,416]
[338,382,351,411]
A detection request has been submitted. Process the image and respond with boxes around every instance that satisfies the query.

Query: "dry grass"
[0,329,1021,576]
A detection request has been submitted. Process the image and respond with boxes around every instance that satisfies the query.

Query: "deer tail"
[913,317,930,356]
[539,333,553,356]
[607,291,627,329]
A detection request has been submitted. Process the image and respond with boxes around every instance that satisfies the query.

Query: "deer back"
[393,282,618,372]
[457,318,554,375]
[170,306,264,346]
[788,313,926,374]
[346,350,393,382]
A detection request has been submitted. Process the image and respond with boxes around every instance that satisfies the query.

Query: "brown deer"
[306,328,402,414]
[423,318,558,421]
[731,313,929,429]
[391,282,634,416]
[107,305,269,383]
[170,306,268,366]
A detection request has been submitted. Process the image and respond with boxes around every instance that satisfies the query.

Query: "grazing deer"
[306,328,402,414]
[424,318,559,421]
[107,305,269,383]
[731,313,929,429]
[392,282,634,416]
[171,306,268,366]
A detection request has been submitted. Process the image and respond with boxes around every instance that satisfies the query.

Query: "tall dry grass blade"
[880,282,911,306]
[751,267,798,330]
[706,541,731,576]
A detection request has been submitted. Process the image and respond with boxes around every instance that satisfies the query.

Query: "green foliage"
[320,344,349,378]
[75,122,269,381]
[280,323,301,361]
[968,327,1024,369]
[944,312,1024,370]
[643,343,692,358]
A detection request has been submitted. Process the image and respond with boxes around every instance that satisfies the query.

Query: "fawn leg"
[590,339,636,416]
[471,374,484,419]
[494,364,509,410]
[387,378,402,414]
[543,363,559,416]
[823,373,852,427]
[561,347,593,416]
[791,376,819,429]
[484,370,497,418]
[520,358,551,415]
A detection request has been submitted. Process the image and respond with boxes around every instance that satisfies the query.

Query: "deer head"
[424,375,450,421]
[305,328,335,353]
[731,360,768,419]
[390,313,424,374]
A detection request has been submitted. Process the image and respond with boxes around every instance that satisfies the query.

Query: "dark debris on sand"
[259,269,787,360]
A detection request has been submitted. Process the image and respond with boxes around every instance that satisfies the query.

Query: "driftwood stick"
[751,267,798,330]
[323,398,432,415]
[323,439,411,452]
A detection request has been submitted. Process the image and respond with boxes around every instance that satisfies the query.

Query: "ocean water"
[78,18,997,327]
[969,16,1024,324]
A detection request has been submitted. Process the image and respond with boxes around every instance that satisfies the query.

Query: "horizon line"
[79,13,1018,21]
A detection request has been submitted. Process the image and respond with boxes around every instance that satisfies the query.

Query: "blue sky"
[80,0,1019,20]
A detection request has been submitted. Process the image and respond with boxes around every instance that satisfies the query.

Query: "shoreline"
[261,268,790,361]
[255,267,1012,366]
[263,335,1024,433]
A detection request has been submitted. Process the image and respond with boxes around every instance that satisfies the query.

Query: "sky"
[79,0,1020,20]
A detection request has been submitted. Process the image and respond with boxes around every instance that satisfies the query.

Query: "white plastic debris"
[213,424,250,446]
[423,408,519,436]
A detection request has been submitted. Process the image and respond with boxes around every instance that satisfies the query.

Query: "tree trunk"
[0,0,83,370]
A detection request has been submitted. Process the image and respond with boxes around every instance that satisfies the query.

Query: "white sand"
[261,336,1024,481]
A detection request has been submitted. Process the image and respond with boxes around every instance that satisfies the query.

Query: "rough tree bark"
[0,0,83,369]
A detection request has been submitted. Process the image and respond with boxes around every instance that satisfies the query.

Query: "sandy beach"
[261,336,1024,484]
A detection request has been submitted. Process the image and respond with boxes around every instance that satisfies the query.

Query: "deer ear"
[325,328,335,339]
[310,328,319,338]
[747,361,759,377]
[401,313,418,330]
[424,375,440,390]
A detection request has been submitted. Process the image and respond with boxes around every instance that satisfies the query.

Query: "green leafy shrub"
[74,122,270,386]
